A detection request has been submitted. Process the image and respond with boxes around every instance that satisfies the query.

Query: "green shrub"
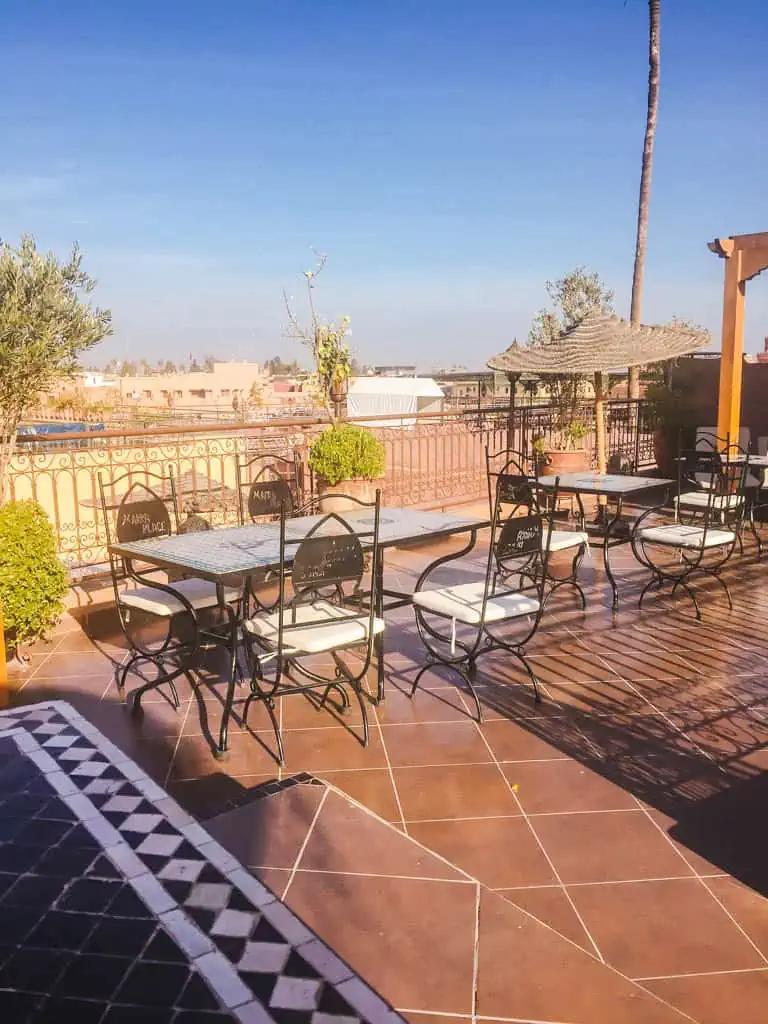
[0,500,68,652]
[309,424,385,486]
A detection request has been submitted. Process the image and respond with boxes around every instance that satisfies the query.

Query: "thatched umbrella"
[487,311,710,473]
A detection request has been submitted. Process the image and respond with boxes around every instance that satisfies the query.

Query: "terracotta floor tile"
[375,685,472,725]
[530,809,694,884]
[476,889,687,1023]
[703,876,768,956]
[31,650,123,679]
[380,721,492,767]
[498,886,594,951]
[645,969,768,1024]
[279,690,366,730]
[568,878,766,978]
[500,759,638,814]
[525,652,622,685]
[408,817,555,889]
[543,677,652,716]
[394,764,520,822]
[480,717,589,762]
[594,647,693,681]
[319,768,403,822]
[204,782,326,868]
[284,872,477,1014]
[169,730,280,780]
[299,789,465,880]
[279,721,387,773]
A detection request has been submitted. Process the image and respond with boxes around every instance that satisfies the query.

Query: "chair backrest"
[677,447,749,542]
[274,491,381,663]
[474,472,556,635]
[485,446,533,517]
[237,451,302,523]
[98,469,180,586]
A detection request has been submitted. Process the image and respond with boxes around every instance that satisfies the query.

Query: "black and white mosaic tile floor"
[0,702,403,1024]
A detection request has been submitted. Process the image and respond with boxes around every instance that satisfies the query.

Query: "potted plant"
[309,423,385,512]
[284,253,353,421]
[532,373,591,475]
[0,500,69,666]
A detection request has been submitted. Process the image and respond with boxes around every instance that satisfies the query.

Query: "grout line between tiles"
[634,966,768,982]
[163,691,195,788]
[281,785,330,900]
[371,695,409,835]
[470,880,480,1024]
[468,704,606,964]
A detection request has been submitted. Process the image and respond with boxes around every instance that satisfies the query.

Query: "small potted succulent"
[309,423,385,512]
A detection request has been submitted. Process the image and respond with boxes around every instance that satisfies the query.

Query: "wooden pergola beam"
[710,232,768,449]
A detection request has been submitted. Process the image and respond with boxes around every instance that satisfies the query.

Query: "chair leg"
[638,575,663,609]
[242,689,284,765]
[710,571,733,610]
[671,578,702,620]
[410,659,483,722]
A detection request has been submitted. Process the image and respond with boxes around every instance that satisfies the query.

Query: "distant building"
[370,365,417,377]
[755,337,768,364]
[117,361,267,408]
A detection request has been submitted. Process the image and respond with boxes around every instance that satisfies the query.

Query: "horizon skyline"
[2,0,766,365]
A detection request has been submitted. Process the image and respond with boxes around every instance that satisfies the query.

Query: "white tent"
[347,377,444,426]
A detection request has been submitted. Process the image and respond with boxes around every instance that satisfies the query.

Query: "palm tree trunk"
[628,0,661,401]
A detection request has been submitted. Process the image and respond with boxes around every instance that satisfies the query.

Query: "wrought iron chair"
[410,473,559,721]
[99,470,241,709]
[236,450,304,524]
[486,447,588,607]
[675,434,760,556]
[240,491,384,764]
[631,449,747,620]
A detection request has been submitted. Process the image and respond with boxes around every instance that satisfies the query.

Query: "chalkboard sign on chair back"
[237,451,303,524]
[99,469,181,581]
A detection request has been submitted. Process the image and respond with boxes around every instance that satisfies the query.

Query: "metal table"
[110,507,489,753]
[536,473,675,609]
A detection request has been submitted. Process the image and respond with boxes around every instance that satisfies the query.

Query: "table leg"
[374,547,386,703]
[603,497,623,610]
[216,583,241,757]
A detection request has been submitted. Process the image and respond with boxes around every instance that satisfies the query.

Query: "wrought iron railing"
[8,401,653,571]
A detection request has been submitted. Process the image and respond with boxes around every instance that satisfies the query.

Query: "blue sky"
[1,0,766,368]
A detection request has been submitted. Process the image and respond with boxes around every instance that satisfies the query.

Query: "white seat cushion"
[675,491,743,510]
[638,524,736,549]
[121,577,240,617]
[243,600,385,655]
[549,529,589,553]
[413,580,540,625]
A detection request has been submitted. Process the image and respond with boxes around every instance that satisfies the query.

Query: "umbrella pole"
[594,371,608,519]
[594,371,607,475]
[506,373,519,452]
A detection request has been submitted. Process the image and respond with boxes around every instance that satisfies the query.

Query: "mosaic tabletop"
[0,701,403,1024]
[109,508,488,580]
[536,473,675,497]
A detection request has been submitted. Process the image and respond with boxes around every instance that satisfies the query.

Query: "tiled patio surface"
[5,511,768,1024]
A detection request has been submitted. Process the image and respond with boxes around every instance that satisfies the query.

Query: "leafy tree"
[528,267,614,449]
[264,355,301,375]
[0,237,112,501]
[121,360,137,376]
[203,355,215,372]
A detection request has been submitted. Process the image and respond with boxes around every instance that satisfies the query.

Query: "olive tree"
[528,267,614,448]
[0,236,112,501]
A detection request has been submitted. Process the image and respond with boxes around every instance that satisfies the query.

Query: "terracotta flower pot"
[316,477,382,514]
[538,448,590,476]
[653,428,676,479]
